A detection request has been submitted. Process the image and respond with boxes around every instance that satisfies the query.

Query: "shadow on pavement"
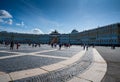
[96,47,120,82]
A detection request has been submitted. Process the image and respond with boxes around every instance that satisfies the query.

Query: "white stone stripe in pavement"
[32,54,69,59]
[41,50,86,71]
[0,50,86,81]
[0,49,58,60]
[0,54,27,60]
[0,48,58,55]
[68,48,107,82]
[32,49,58,54]
[0,50,20,54]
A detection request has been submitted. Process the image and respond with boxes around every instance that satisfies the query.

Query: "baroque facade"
[0,23,120,46]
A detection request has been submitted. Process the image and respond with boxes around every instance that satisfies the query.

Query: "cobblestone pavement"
[14,48,93,82]
[38,46,83,57]
[96,47,120,82]
[0,45,94,82]
[0,52,16,57]
[0,45,83,72]
[0,55,64,73]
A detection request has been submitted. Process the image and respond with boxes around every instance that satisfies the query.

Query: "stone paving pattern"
[14,48,93,82]
[0,45,83,74]
[0,55,64,73]
[1,44,119,82]
[39,46,83,57]
[0,52,16,57]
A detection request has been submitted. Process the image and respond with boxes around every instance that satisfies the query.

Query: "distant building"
[0,23,120,46]
[49,30,60,44]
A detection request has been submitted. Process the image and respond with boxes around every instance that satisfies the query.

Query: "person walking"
[16,43,20,50]
[10,41,14,50]
[86,45,88,50]
[83,44,85,50]
[59,43,62,50]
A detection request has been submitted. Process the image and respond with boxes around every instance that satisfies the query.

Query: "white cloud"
[32,28,44,34]
[48,29,55,33]
[0,10,12,18]
[21,21,24,26]
[16,21,24,27]
[0,10,13,25]
[5,19,13,25]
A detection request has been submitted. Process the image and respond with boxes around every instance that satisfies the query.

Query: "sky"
[0,0,120,34]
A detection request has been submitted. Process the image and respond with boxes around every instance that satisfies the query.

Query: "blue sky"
[0,0,120,34]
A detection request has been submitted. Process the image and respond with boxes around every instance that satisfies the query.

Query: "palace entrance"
[49,30,60,44]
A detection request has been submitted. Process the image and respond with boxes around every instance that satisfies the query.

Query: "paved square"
[0,55,64,73]
[0,44,83,74]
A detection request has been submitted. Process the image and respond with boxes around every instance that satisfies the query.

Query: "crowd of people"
[0,41,21,50]
[9,41,20,50]
[0,41,103,51]
[50,43,71,50]
[0,41,71,50]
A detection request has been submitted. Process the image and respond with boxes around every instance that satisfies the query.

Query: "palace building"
[0,23,120,46]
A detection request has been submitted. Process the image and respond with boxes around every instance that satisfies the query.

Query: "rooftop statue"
[50,30,60,35]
